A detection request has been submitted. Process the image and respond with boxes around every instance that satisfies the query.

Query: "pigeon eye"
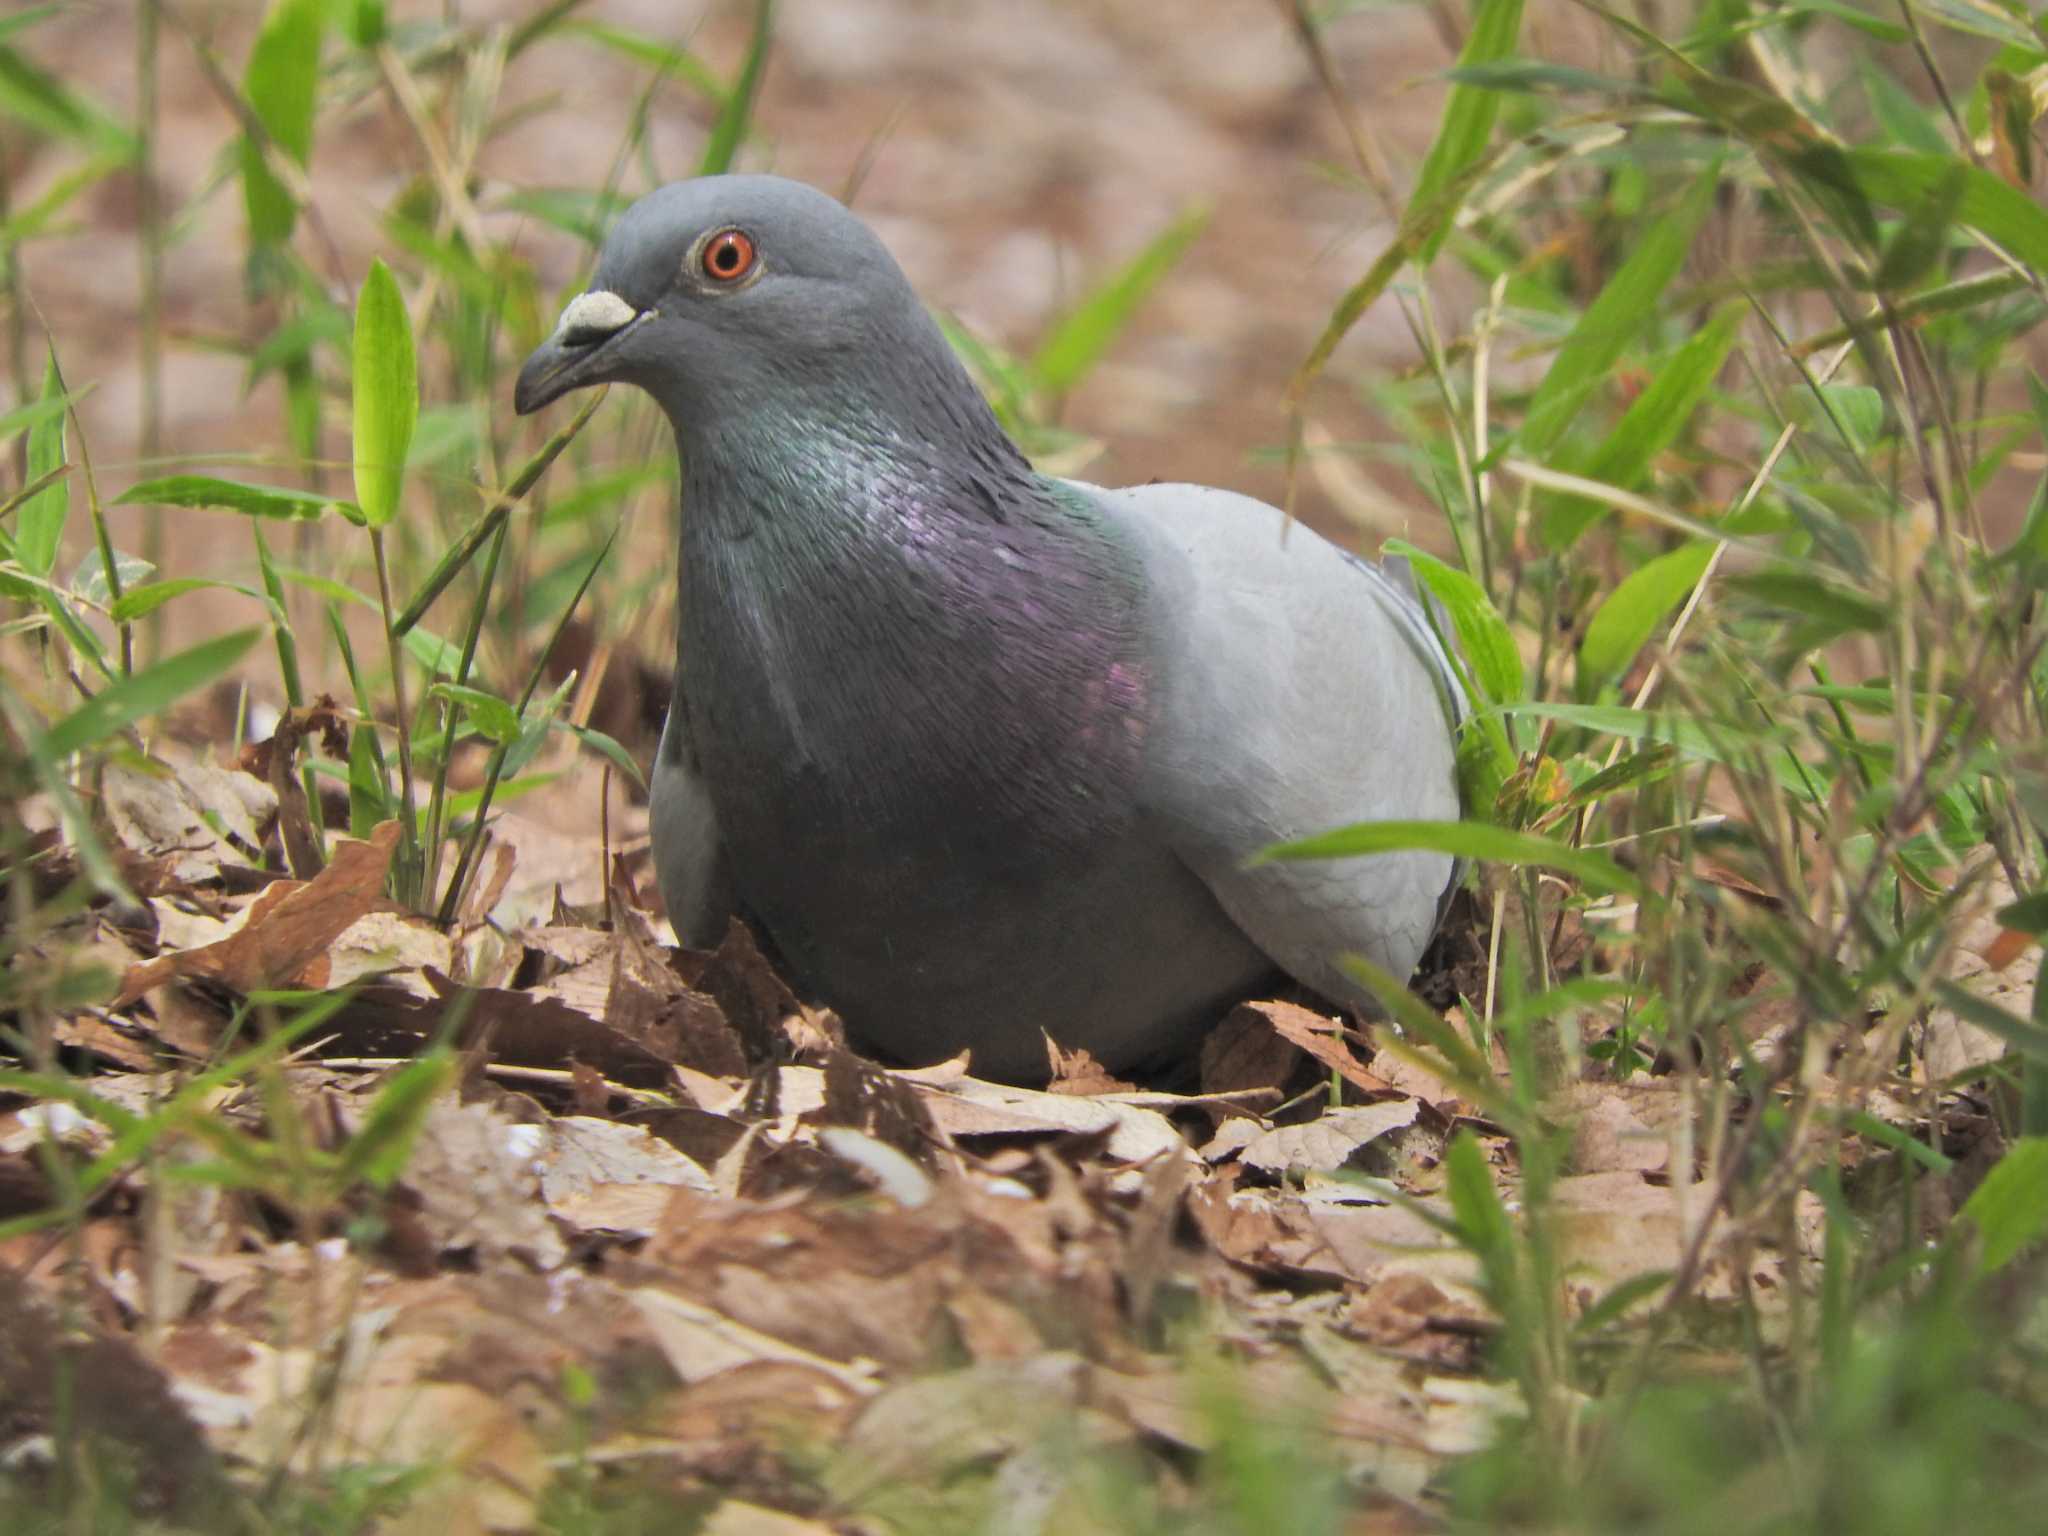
[700,229,757,283]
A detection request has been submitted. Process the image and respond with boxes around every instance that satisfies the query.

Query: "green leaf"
[1543,302,1742,548]
[333,1051,453,1188]
[351,257,418,529]
[431,683,520,746]
[1857,54,1949,155]
[1411,0,1526,264]
[1384,540,1523,705]
[109,577,279,626]
[1030,202,1210,398]
[0,6,63,46]
[1997,890,2048,936]
[1258,817,1645,900]
[1847,148,2048,273]
[69,548,154,607]
[1871,162,1967,292]
[1444,1129,1518,1282]
[1957,1138,2048,1274]
[1504,700,1814,796]
[1520,162,1719,459]
[239,0,324,247]
[1793,383,1885,450]
[39,628,263,761]
[0,44,134,155]
[0,390,71,446]
[17,350,68,577]
[347,0,387,48]
[567,725,649,790]
[1725,568,1890,637]
[696,0,771,177]
[1577,539,1716,692]
[113,475,358,522]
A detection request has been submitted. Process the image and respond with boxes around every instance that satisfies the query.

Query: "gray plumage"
[516,175,1463,1082]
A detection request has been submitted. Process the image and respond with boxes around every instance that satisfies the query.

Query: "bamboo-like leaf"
[1956,1138,2048,1274]
[113,475,359,523]
[0,44,134,154]
[1257,816,1646,899]
[1848,148,2048,272]
[1385,540,1524,705]
[17,350,68,577]
[1410,0,1526,264]
[40,628,262,760]
[1520,163,1719,459]
[351,257,418,529]
[239,0,324,246]
[1543,302,1742,548]
[1578,539,1717,692]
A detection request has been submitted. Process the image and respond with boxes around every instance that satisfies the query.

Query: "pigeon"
[515,175,1465,1082]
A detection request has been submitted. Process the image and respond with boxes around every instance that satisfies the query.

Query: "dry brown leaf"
[1238,1100,1421,1177]
[819,1353,1091,1507]
[1199,1002,1304,1098]
[1242,999,1398,1097]
[399,1095,566,1269]
[1924,869,2037,1084]
[537,1115,717,1236]
[115,821,401,1004]
[1557,1083,1671,1175]
[630,1286,881,1395]
[101,758,274,884]
[323,909,453,997]
[915,1076,1185,1162]
[1043,1037,1138,1094]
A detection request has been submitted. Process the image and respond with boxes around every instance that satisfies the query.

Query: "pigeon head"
[514,175,948,435]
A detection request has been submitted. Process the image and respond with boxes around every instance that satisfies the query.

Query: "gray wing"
[1087,482,1466,1006]
[649,684,737,948]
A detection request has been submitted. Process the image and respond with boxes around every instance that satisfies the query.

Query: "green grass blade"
[1385,539,1524,705]
[39,627,262,761]
[17,349,68,578]
[1257,816,1646,899]
[696,0,770,176]
[1520,161,1719,459]
[1411,0,1526,264]
[1544,301,1742,548]
[1577,538,1717,693]
[1029,202,1210,399]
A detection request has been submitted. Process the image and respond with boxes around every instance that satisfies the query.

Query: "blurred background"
[8,0,1512,550]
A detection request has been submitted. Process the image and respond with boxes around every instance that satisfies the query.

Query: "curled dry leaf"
[115,820,401,1005]
[1239,998,1398,1097]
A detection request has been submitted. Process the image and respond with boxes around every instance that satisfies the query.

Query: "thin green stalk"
[436,528,615,924]
[369,528,422,902]
[44,343,132,677]
[253,524,325,870]
[420,512,509,904]
[137,0,164,661]
[394,387,605,636]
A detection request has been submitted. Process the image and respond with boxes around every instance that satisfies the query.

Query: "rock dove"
[515,175,1464,1082]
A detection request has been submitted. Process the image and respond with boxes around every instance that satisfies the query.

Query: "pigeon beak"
[514,289,648,414]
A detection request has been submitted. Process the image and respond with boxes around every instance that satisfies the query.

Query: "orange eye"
[701,229,756,283]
